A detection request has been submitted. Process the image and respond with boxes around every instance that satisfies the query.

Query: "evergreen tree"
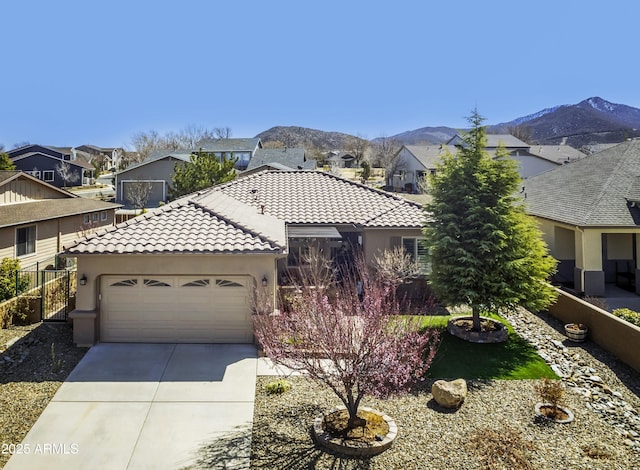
[0,153,15,170]
[423,110,557,330]
[169,150,237,199]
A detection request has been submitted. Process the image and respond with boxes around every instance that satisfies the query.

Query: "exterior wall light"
[261,275,268,287]
[80,274,87,286]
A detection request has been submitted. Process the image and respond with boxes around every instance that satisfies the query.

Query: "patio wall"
[547,288,640,372]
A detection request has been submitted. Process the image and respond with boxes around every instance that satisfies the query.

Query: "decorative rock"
[503,308,640,451]
[432,379,468,409]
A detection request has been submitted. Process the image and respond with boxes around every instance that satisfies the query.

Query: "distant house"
[75,145,124,171]
[245,147,314,172]
[114,138,266,208]
[0,171,119,269]
[7,145,96,188]
[115,151,191,208]
[198,137,263,171]
[326,150,357,169]
[391,135,586,192]
[524,139,640,296]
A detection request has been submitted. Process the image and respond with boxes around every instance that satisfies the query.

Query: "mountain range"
[256,97,640,152]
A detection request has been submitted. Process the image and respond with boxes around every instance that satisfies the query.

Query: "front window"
[43,170,54,182]
[16,225,36,257]
[402,237,430,274]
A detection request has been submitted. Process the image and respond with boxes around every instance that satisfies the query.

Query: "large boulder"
[432,379,468,409]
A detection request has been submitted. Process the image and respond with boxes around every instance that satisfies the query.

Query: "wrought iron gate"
[18,270,74,322]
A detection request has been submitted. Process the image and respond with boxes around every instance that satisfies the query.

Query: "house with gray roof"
[392,134,586,192]
[114,139,265,208]
[0,171,120,270]
[524,138,640,296]
[7,144,96,188]
[64,170,425,346]
[245,147,314,171]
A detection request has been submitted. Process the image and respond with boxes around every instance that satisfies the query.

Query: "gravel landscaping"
[252,308,640,469]
[0,322,87,468]
[1,308,639,469]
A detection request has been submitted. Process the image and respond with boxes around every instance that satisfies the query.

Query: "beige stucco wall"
[363,228,424,262]
[548,289,640,372]
[74,253,280,311]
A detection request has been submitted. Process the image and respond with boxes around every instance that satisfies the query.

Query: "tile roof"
[209,170,424,227]
[524,139,640,226]
[66,170,424,255]
[64,194,286,255]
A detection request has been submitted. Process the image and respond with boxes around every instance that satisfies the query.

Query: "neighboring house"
[114,150,191,208]
[7,144,96,188]
[64,170,425,345]
[245,147,314,172]
[76,145,124,171]
[114,138,265,208]
[392,135,586,192]
[326,150,357,168]
[0,171,119,270]
[524,138,640,296]
[198,137,263,171]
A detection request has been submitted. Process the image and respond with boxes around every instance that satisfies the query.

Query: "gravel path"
[0,322,87,469]
[252,308,640,470]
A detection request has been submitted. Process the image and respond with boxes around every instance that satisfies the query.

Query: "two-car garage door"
[100,275,253,343]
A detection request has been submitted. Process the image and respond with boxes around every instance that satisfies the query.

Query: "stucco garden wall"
[547,288,640,372]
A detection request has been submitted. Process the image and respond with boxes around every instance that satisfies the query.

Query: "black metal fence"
[17,270,75,322]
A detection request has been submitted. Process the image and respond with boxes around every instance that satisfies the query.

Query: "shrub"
[611,308,640,328]
[469,426,535,470]
[264,379,291,395]
[534,378,564,408]
[0,258,30,302]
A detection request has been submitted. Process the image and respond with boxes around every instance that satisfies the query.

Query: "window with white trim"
[43,170,54,182]
[402,237,430,274]
[16,225,36,257]
[100,211,107,221]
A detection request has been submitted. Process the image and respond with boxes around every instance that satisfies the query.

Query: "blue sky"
[1,1,638,149]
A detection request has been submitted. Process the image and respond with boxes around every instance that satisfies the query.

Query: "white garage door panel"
[101,275,253,343]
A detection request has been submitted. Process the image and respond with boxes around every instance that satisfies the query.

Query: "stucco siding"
[363,228,424,262]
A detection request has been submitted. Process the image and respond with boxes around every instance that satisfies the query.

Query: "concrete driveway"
[5,343,257,470]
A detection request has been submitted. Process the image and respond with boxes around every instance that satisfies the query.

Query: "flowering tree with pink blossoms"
[253,251,440,429]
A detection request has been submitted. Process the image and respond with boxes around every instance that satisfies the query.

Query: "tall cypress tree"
[423,110,557,330]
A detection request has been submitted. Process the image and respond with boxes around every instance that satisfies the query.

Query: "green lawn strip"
[412,313,557,380]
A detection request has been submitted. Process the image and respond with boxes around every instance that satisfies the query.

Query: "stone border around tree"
[447,315,509,343]
[312,406,398,457]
